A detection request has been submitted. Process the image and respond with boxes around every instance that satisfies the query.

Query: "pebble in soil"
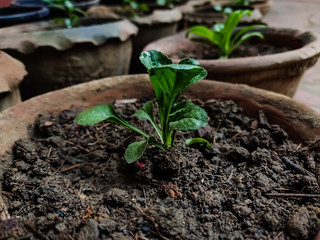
[1,99,320,240]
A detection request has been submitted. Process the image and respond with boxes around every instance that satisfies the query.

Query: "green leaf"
[157,0,166,5]
[134,101,162,141]
[64,0,74,10]
[169,102,208,130]
[149,64,207,107]
[231,24,266,46]
[179,58,200,66]
[186,26,214,42]
[125,140,148,163]
[186,138,210,148]
[140,50,172,70]
[75,104,149,138]
[231,31,264,53]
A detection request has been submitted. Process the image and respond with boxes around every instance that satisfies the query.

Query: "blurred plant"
[156,0,184,8]
[186,10,266,59]
[233,0,254,7]
[120,0,149,19]
[42,0,86,28]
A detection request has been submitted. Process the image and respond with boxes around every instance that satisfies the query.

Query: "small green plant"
[156,0,184,8]
[233,0,254,7]
[42,0,86,28]
[120,0,149,19]
[75,50,209,163]
[186,10,266,59]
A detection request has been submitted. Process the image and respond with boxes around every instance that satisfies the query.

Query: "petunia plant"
[75,50,209,163]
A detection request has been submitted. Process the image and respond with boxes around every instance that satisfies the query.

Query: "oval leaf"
[75,104,125,125]
[125,140,148,163]
[139,50,172,70]
[179,58,200,66]
[169,103,208,130]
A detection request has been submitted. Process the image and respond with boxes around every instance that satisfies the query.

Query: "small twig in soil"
[273,231,283,240]
[47,147,52,158]
[65,140,90,153]
[229,131,243,142]
[226,166,234,183]
[267,193,320,198]
[0,194,10,221]
[274,188,291,191]
[60,163,81,173]
[281,156,315,177]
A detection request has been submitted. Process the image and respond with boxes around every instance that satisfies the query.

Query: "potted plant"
[0,0,138,100]
[88,0,183,73]
[143,10,320,97]
[1,51,320,239]
[0,50,27,111]
[183,0,272,28]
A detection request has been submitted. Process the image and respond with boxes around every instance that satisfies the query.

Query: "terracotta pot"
[0,19,138,100]
[85,5,182,74]
[143,28,320,97]
[1,74,320,238]
[128,7,183,74]
[0,51,27,111]
[1,74,320,158]
[184,4,263,27]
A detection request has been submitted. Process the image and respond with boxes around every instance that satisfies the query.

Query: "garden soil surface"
[173,40,295,60]
[1,98,320,240]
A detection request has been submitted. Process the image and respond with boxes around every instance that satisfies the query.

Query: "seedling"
[75,50,209,163]
[156,0,184,8]
[42,0,86,28]
[186,10,266,59]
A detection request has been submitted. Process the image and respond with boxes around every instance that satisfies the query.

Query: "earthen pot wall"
[143,28,320,97]
[0,19,138,100]
[0,50,27,111]
[1,74,320,159]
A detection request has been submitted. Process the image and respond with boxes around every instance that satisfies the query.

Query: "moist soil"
[1,98,320,240]
[173,40,296,60]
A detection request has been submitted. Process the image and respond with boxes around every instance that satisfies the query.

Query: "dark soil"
[173,40,296,60]
[2,98,320,240]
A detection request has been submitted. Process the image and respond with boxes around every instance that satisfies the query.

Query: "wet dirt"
[1,98,320,240]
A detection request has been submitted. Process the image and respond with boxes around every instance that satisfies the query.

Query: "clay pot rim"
[143,27,320,72]
[0,19,138,53]
[1,74,320,157]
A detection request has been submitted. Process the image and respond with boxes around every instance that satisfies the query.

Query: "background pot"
[130,7,182,73]
[0,5,49,28]
[1,74,320,158]
[88,5,183,74]
[0,19,138,100]
[0,51,27,111]
[143,28,320,97]
[184,4,263,27]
